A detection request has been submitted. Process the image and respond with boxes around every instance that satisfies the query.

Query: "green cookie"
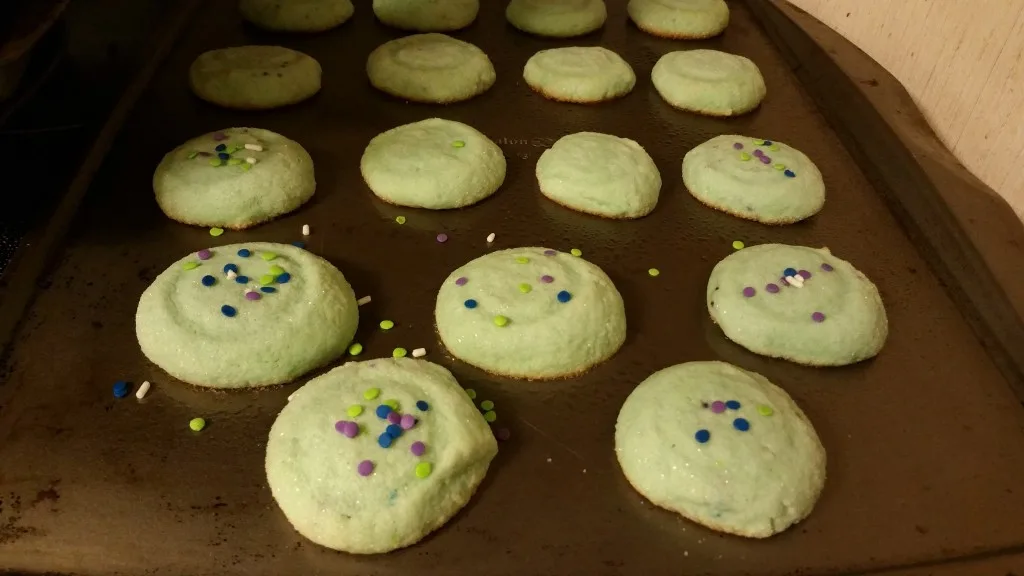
[628,0,729,39]
[239,0,354,32]
[523,46,635,103]
[652,49,765,117]
[189,46,321,110]
[506,0,607,38]
[366,33,495,103]
[373,0,479,31]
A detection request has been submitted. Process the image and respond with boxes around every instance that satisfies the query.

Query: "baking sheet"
[2,1,1024,574]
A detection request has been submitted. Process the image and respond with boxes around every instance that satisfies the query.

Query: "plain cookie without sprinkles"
[627,0,729,39]
[652,49,765,117]
[366,33,495,103]
[189,46,322,110]
[373,0,479,31]
[239,0,355,32]
[506,0,607,37]
[523,46,635,103]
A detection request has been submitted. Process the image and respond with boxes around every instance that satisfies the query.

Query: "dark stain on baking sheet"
[2,0,1024,575]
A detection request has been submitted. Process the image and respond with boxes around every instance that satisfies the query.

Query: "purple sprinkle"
[798,270,811,279]
[742,286,755,298]
[540,275,554,284]
[812,312,826,323]
[436,233,448,243]
[759,155,772,164]
[245,291,261,301]
[733,142,744,150]
[752,149,764,157]
[543,250,557,256]
[779,276,790,286]
[710,401,726,414]
[766,283,780,293]
[212,132,227,141]
[400,414,417,430]
[335,420,357,438]
[821,263,834,272]
[410,441,426,456]
[455,277,468,286]
[357,460,374,476]
[495,427,511,441]
[197,249,212,261]
[387,411,401,425]
[198,151,212,157]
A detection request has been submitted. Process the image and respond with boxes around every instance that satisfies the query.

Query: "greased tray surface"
[2,1,1024,575]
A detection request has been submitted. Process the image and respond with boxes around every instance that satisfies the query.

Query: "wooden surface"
[787,0,1024,220]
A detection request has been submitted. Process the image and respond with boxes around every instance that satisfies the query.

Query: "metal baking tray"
[2,1,1023,574]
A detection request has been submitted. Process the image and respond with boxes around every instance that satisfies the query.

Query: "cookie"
[523,46,635,103]
[189,46,321,110]
[373,0,479,31]
[266,358,497,554]
[366,33,495,103]
[536,132,661,219]
[707,244,888,366]
[683,135,825,224]
[506,0,607,38]
[153,128,315,229]
[615,361,826,538]
[239,0,354,32]
[136,243,358,388]
[361,118,506,209]
[652,50,765,117]
[627,0,729,39]
[435,247,626,379]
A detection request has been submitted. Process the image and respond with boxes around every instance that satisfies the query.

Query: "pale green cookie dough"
[373,0,479,31]
[707,244,888,366]
[435,247,626,379]
[366,33,495,103]
[266,358,497,553]
[683,135,825,224]
[189,46,321,110]
[652,50,765,117]
[536,132,661,219]
[361,118,506,209]
[615,361,826,538]
[136,242,358,388]
[627,0,729,39]
[239,0,354,32]
[523,46,635,103]
[153,128,315,229]
[506,0,607,38]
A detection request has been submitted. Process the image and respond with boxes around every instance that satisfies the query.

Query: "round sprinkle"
[277,272,291,283]
[209,158,222,166]
[416,400,429,411]
[235,275,249,284]
[733,418,750,432]
[695,429,710,443]
[357,460,374,476]
[400,414,416,430]
[774,163,786,171]
[245,291,261,301]
[784,170,796,178]
[556,290,572,303]
[335,421,358,438]
[189,417,206,432]
[496,428,511,441]
[518,283,532,293]
[260,286,277,293]
[379,320,395,330]
[570,248,582,257]
[217,152,230,160]
[493,315,509,327]
[515,256,529,264]
[455,277,468,286]
[384,399,400,410]
[223,263,238,274]
[261,252,277,261]
[452,140,465,148]
[393,347,407,358]
[197,249,212,261]
[209,227,224,237]
[540,275,554,283]
[410,441,426,456]
[480,400,495,411]
[436,233,448,243]
[739,152,751,161]
[732,240,745,250]
[201,275,216,287]
[395,216,407,225]
[375,405,392,419]
[783,267,797,277]
[753,149,764,157]
[648,268,660,277]
[798,270,811,279]
[742,287,755,298]
[378,432,393,448]
[762,140,772,146]
[347,405,363,418]
[770,144,780,151]
[812,311,826,323]
[726,400,741,410]
[237,249,251,257]
[386,424,403,439]
[415,462,432,478]
[710,401,726,413]
[348,343,363,356]
[732,142,744,150]
[364,388,380,400]
[484,410,497,422]
[291,241,305,248]
[183,261,200,271]
[821,263,834,272]
[757,405,774,417]
[465,388,477,399]
[215,143,226,152]
[464,299,478,309]
[260,274,275,285]
[220,305,236,317]
[765,283,780,293]
[544,250,557,256]
[268,265,285,276]
[387,411,401,425]
[113,381,130,398]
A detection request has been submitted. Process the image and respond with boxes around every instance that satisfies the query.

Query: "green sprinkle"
[452,140,465,148]
[183,261,200,271]
[363,388,380,400]
[480,400,495,411]
[227,158,242,166]
[774,163,786,171]
[347,405,363,418]
[187,151,198,159]
[261,252,277,261]
[209,158,223,166]
[570,248,582,257]
[384,399,400,410]
[240,162,252,172]
[466,388,477,399]
[518,283,532,293]
[189,417,206,432]
[415,462,432,478]
[395,216,406,225]
[379,320,395,330]
[757,405,774,416]
[739,152,751,161]
[648,268,660,277]
[484,411,497,423]
[515,256,529,264]
[209,227,224,237]
[260,274,275,285]
[393,347,407,358]
[770,144,780,151]
[268,265,285,276]
[228,144,243,154]
[493,315,509,327]
[348,343,363,356]
[732,240,745,250]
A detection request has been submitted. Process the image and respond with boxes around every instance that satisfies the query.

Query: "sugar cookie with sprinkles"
[136,242,358,388]
[506,0,607,38]
[652,50,765,117]
[373,0,479,31]
[707,244,888,366]
[239,0,354,32]
[523,46,635,103]
[266,358,497,553]
[615,361,826,538]
[627,0,729,39]
[361,118,506,209]
[153,128,315,229]
[435,247,626,379]
[189,46,321,110]
[366,33,495,103]
[683,135,825,224]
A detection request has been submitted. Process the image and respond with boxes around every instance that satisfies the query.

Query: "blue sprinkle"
[557,290,572,303]
[733,418,750,432]
[221,305,237,317]
[416,400,429,412]
[235,275,249,284]
[112,381,130,398]
[695,429,710,443]
[762,140,772,145]
[201,275,216,287]
[783,267,797,278]
[237,248,251,257]
[291,241,305,248]
[464,299,478,309]
[277,273,291,283]
[215,144,226,152]
[386,424,403,438]
[784,169,796,178]
[260,286,277,293]
[217,152,229,160]
[375,405,392,419]
[223,263,238,274]
[725,400,741,410]
[377,432,393,448]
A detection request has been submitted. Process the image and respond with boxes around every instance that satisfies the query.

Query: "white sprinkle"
[135,381,151,400]
[582,469,587,474]
[287,392,295,402]
[486,232,495,243]
[357,295,372,306]
[244,143,263,151]
[787,275,804,288]
[226,270,238,279]
[245,157,257,165]
[546,457,552,463]
[412,348,426,358]
[302,224,310,236]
